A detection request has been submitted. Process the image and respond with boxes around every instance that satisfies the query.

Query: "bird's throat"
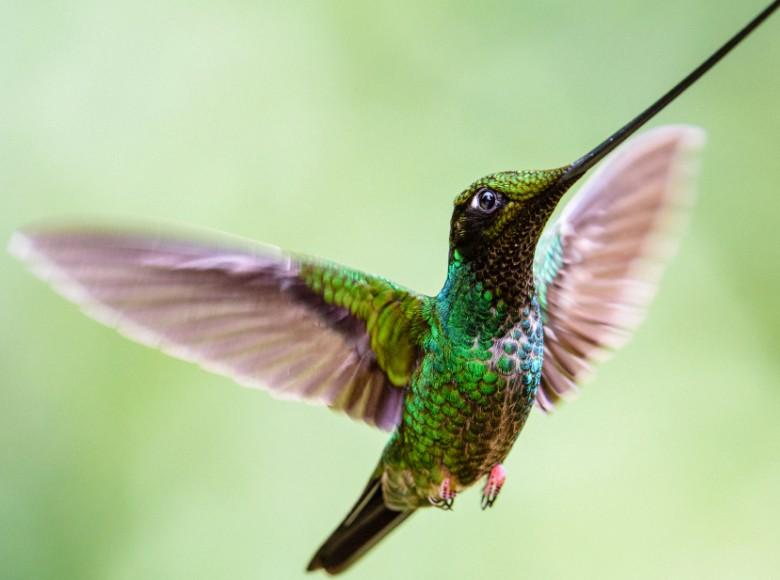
[437,251,535,339]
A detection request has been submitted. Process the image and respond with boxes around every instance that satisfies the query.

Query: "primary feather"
[534,125,705,409]
[8,227,427,430]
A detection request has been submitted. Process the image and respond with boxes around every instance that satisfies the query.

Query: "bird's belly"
[387,305,544,505]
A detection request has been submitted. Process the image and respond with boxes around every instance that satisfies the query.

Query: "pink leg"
[429,476,456,510]
[481,464,506,509]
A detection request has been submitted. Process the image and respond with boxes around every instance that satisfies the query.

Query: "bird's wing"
[9,225,429,430]
[533,125,705,411]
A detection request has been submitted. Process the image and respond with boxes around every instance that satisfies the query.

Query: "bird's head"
[449,168,569,259]
[447,168,573,300]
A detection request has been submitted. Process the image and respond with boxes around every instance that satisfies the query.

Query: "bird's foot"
[429,476,456,510]
[481,464,506,510]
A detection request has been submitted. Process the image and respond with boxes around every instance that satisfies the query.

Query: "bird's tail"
[307,473,413,574]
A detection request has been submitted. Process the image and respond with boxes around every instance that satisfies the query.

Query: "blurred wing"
[9,226,428,430]
[533,125,705,410]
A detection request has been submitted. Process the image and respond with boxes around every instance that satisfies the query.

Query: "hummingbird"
[9,1,778,575]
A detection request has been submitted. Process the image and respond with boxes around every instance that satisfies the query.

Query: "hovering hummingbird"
[9,1,778,575]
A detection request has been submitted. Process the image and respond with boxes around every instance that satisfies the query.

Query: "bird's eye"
[471,188,499,213]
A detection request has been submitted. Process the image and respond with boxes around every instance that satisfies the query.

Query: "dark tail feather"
[307,475,413,575]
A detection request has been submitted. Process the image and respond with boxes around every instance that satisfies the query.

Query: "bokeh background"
[2,1,779,579]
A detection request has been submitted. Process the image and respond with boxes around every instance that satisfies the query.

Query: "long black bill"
[559,0,779,186]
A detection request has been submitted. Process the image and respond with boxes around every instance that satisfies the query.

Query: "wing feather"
[534,125,705,410]
[9,226,427,430]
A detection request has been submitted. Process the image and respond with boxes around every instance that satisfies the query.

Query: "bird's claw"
[481,464,506,510]
[429,476,456,510]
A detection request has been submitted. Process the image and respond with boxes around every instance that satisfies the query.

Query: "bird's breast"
[390,295,544,500]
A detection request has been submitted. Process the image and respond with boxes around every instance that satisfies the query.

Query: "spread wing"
[533,125,706,411]
[9,225,429,430]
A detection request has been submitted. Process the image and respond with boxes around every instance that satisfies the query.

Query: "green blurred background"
[2,1,779,579]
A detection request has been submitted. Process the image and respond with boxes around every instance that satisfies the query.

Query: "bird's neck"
[446,195,556,318]
[436,251,535,343]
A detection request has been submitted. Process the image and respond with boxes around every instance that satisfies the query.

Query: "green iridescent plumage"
[381,249,544,507]
[299,262,426,387]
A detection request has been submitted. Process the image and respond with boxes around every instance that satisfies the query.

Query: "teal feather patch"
[533,230,565,319]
